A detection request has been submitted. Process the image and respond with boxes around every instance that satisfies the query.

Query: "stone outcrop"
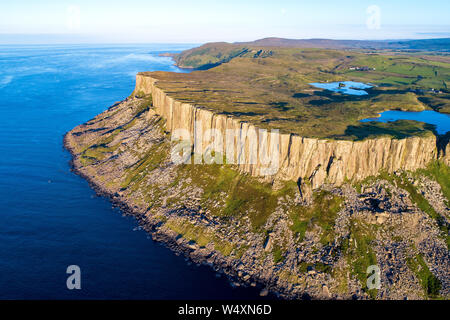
[135,73,447,188]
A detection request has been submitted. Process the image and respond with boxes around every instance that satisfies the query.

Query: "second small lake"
[360,110,450,135]
[309,81,373,95]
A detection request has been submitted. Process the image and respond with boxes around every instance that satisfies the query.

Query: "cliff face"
[135,73,446,188]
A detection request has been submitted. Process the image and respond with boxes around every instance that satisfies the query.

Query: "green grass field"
[143,44,450,139]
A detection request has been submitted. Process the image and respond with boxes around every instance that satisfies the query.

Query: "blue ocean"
[0,44,270,299]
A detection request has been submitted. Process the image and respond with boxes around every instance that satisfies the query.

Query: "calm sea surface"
[0,44,271,299]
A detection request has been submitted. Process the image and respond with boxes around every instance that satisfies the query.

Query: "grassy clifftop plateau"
[160,43,450,139]
[64,39,450,300]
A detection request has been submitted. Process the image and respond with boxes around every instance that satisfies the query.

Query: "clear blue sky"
[1,0,449,43]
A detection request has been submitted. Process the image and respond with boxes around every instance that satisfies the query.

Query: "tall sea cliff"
[135,73,448,189]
